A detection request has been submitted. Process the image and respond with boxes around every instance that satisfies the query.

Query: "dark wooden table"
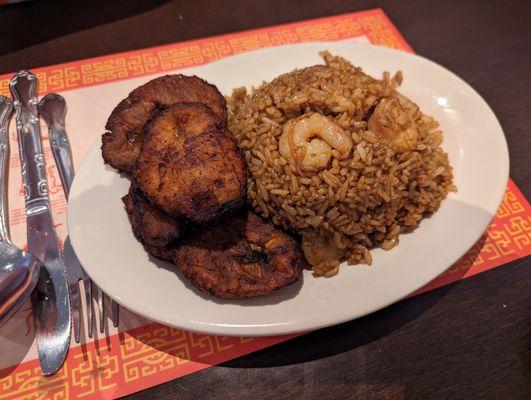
[2,1,529,398]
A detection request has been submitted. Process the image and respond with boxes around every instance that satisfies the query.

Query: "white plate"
[68,42,509,336]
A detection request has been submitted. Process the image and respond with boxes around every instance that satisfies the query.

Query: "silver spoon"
[0,96,41,327]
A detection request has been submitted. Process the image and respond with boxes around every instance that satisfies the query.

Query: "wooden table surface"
[2,1,530,399]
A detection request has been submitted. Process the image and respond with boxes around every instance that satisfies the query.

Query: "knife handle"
[38,94,74,196]
[0,97,13,243]
[9,71,49,207]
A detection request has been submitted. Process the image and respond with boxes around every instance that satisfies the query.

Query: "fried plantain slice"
[135,102,246,224]
[123,194,306,298]
[173,210,307,299]
[122,183,181,262]
[102,75,227,174]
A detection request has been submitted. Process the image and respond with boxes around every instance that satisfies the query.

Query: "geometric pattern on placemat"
[0,328,292,399]
[0,9,412,97]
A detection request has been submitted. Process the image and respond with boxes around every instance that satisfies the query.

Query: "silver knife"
[9,71,71,376]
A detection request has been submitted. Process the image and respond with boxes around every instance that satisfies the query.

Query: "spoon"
[0,96,41,327]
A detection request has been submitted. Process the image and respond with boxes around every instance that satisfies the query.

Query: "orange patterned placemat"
[0,9,529,400]
[0,9,411,97]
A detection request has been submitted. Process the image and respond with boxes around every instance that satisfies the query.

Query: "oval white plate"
[68,42,509,336]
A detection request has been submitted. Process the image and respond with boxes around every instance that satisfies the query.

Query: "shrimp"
[301,230,346,267]
[367,96,420,152]
[279,113,353,172]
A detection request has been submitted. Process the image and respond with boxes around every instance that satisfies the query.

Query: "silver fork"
[38,93,119,342]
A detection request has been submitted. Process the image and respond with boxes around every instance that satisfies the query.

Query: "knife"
[9,71,71,376]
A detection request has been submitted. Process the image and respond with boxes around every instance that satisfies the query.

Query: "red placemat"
[0,9,529,400]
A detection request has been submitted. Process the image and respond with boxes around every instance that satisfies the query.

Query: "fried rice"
[227,52,455,276]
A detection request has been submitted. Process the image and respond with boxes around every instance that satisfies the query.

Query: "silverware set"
[0,70,119,375]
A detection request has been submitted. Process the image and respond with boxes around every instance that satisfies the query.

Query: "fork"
[38,93,119,342]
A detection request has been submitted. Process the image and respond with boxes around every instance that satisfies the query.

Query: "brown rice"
[228,52,455,276]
